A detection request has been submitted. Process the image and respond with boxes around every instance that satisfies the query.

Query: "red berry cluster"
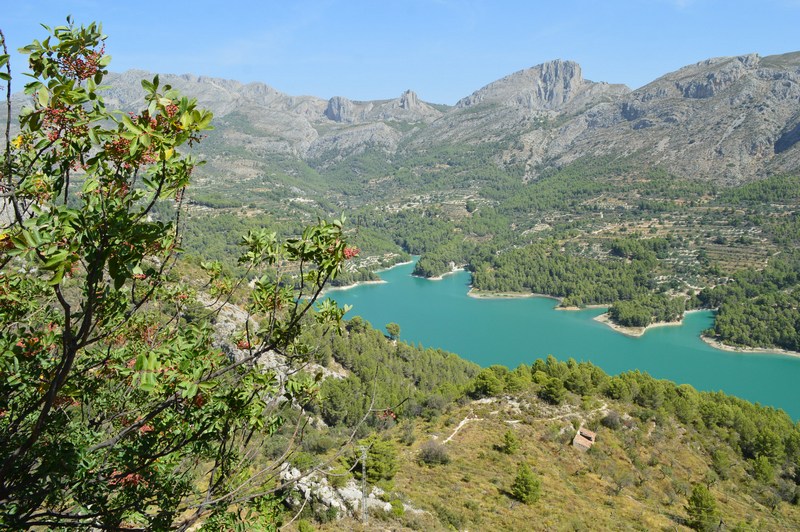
[236,339,251,350]
[108,470,145,487]
[377,408,397,421]
[42,105,87,143]
[104,135,156,169]
[105,107,184,169]
[343,246,360,260]
[58,45,105,80]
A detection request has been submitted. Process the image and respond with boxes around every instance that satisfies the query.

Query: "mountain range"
[81,51,800,190]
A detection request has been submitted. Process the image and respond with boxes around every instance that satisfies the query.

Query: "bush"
[751,455,774,484]
[711,448,731,480]
[399,421,417,446]
[511,463,541,504]
[498,429,520,455]
[601,411,623,430]
[419,440,451,465]
[297,519,315,532]
[327,465,350,489]
[433,503,464,529]
[390,498,405,517]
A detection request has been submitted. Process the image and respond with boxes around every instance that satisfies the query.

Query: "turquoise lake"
[326,261,800,420]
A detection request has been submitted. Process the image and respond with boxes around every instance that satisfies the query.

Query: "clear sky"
[3,1,799,104]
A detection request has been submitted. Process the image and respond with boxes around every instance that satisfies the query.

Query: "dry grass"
[307,394,800,531]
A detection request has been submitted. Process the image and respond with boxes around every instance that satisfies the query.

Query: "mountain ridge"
[6,51,799,185]
[108,51,797,184]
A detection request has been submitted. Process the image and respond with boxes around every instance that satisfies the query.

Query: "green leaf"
[83,178,99,193]
[43,250,69,269]
[47,267,65,286]
[134,353,148,371]
[120,114,142,134]
[37,87,49,107]
[140,373,157,392]
[88,127,99,145]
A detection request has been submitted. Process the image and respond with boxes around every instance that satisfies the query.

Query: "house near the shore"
[572,426,597,452]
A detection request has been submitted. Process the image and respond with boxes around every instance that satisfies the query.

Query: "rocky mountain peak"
[399,89,420,110]
[325,96,355,123]
[456,59,589,111]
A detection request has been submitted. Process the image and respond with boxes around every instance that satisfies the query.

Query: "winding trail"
[443,411,483,443]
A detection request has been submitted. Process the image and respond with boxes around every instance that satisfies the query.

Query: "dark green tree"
[499,429,520,455]
[470,367,505,398]
[385,322,401,340]
[685,484,720,532]
[511,462,541,504]
[539,377,566,405]
[356,435,398,482]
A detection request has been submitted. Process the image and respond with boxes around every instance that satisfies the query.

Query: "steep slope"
[404,60,628,153]
[551,52,800,182]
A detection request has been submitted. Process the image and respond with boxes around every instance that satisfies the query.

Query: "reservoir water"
[327,261,800,419]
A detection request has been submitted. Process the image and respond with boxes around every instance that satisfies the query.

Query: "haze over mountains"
[80,51,800,188]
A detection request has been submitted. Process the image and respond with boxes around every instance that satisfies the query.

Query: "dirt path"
[443,411,483,443]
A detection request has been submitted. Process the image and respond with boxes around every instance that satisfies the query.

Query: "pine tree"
[685,484,720,531]
[511,463,541,504]
[500,429,520,455]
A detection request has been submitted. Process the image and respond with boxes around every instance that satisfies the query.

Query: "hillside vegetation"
[275,327,800,530]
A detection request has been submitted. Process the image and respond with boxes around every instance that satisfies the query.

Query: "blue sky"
[4,1,799,104]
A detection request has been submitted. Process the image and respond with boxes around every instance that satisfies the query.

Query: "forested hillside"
[275,325,800,530]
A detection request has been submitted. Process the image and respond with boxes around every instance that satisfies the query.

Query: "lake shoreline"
[466,288,611,310]
[323,279,386,294]
[700,335,800,359]
[323,260,413,294]
[376,260,413,273]
[326,261,800,419]
[467,288,542,299]
[414,266,466,281]
[593,311,800,358]
[593,312,685,338]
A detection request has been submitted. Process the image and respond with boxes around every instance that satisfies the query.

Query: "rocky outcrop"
[556,51,800,181]
[325,96,356,123]
[675,54,759,99]
[456,60,629,112]
[399,89,419,110]
[280,465,399,519]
